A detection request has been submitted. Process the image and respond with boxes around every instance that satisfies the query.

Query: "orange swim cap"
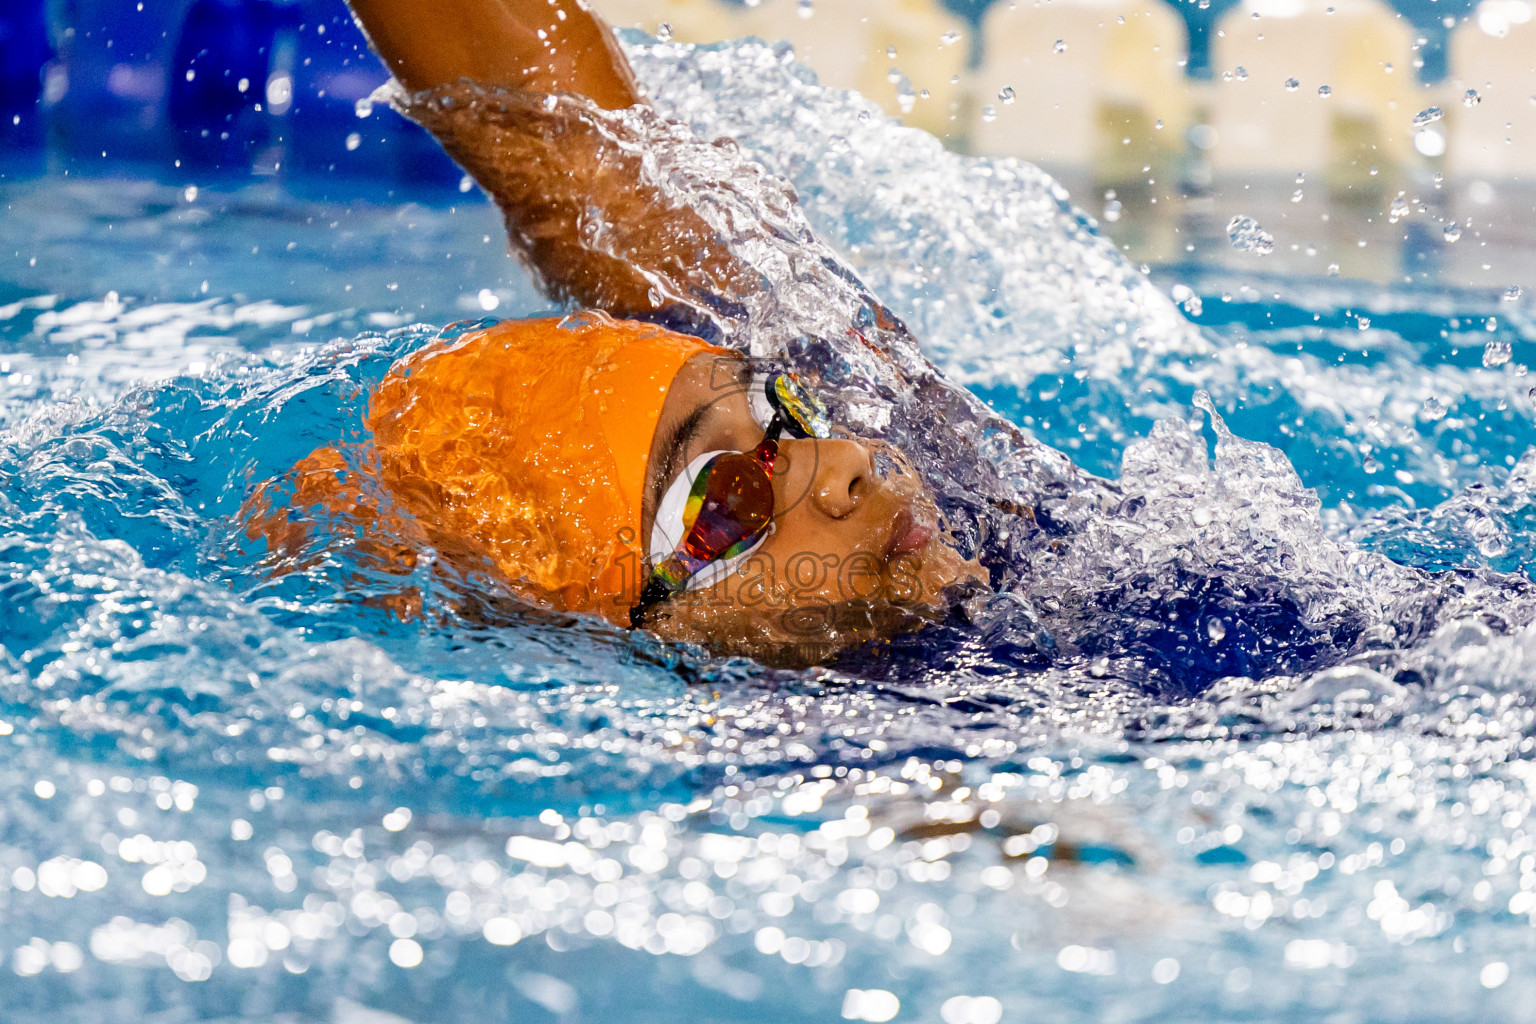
[361,312,720,623]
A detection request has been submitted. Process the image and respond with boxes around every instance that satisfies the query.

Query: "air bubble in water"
[895,77,916,115]
[1483,340,1512,367]
[1234,66,1248,81]
[1388,196,1410,223]
[1464,89,1481,106]
[1412,106,1443,128]
[998,86,1015,105]
[886,45,897,59]
[942,30,962,45]
[1291,189,1304,203]
[1443,221,1462,242]
[1053,39,1067,53]
[887,67,903,84]
[1102,199,1122,222]
[355,96,373,118]
[1317,85,1332,98]
[458,174,474,194]
[1327,262,1340,276]
[656,21,673,41]
[1206,618,1227,643]
[1226,215,1274,255]
[1421,396,1448,420]
[345,132,361,151]
[1504,286,1523,302]
[1284,77,1300,91]
[980,104,997,123]
[796,0,813,19]
[183,185,198,203]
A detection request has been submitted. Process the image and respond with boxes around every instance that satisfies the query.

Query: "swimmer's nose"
[803,438,873,520]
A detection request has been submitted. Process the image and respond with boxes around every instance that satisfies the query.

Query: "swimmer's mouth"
[885,503,936,558]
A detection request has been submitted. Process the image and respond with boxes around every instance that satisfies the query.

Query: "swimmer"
[250,0,987,665]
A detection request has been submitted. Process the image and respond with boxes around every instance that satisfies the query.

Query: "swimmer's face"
[638,353,986,664]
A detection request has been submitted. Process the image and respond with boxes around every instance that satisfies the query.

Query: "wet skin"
[638,353,987,663]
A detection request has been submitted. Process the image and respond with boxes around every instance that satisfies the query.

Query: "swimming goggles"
[630,370,833,627]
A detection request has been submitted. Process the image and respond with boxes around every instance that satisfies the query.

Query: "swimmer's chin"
[643,548,991,669]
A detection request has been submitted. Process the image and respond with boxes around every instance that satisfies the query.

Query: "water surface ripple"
[1,37,1535,1024]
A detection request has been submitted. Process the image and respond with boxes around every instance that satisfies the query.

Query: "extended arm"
[347,0,751,324]
[348,0,639,109]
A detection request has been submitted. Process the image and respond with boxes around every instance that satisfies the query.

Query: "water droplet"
[1234,66,1249,81]
[1504,286,1523,302]
[1226,215,1274,255]
[1102,199,1122,222]
[1412,106,1443,128]
[1053,39,1067,54]
[1317,85,1332,98]
[1463,89,1481,107]
[887,67,903,84]
[1357,316,1371,330]
[459,174,474,193]
[1153,118,1164,130]
[183,185,198,203]
[1443,221,1463,242]
[941,29,962,46]
[886,45,897,59]
[345,132,361,151]
[1327,263,1340,276]
[1388,196,1410,223]
[1433,171,1444,187]
[1206,618,1227,643]
[1291,189,1304,203]
[980,104,997,123]
[354,95,373,118]
[998,86,1015,105]
[795,0,813,20]
[1284,77,1300,92]
[1483,340,1512,367]
[1421,396,1447,420]
[478,289,500,312]
[656,21,673,41]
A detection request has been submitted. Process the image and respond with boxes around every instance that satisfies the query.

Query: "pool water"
[2,36,1535,1024]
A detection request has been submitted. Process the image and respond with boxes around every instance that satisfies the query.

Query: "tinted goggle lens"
[767,372,833,439]
[681,451,775,563]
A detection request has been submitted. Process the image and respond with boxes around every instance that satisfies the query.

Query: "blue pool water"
[3,37,1536,1024]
